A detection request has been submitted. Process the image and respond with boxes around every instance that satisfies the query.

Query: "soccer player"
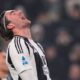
[0,10,51,80]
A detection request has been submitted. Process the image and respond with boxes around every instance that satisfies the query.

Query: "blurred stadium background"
[0,0,80,80]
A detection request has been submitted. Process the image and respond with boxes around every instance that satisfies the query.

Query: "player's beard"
[24,20,31,28]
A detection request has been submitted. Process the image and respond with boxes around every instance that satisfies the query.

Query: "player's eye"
[12,12,16,15]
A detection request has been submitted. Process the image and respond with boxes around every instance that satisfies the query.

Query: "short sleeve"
[8,37,32,74]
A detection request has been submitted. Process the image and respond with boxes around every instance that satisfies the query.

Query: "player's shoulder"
[8,36,24,48]
[7,36,26,54]
[37,43,43,49]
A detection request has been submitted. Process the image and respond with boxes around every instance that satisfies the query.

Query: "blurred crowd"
[0,0,80,80]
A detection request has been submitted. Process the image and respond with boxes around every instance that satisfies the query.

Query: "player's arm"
[9,37,38,80]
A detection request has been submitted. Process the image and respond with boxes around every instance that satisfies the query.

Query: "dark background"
[0,0,80,80]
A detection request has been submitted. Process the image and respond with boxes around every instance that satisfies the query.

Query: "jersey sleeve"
[8,37,32,74]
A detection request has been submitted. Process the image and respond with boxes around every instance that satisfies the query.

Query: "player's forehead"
[6,10,15,13]
[5,9,23,16]
[5,10,15,15]
[4,10,15,18]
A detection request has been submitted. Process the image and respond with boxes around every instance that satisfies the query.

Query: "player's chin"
[26,19,31,24]
[28,20,31,24]
[26,21,31,27]
[23,22,31,28]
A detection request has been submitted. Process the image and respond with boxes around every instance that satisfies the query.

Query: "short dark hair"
[0,11,13,40]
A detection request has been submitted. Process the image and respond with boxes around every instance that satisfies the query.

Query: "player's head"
[0,9,31,40]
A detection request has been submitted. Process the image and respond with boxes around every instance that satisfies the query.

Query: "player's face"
[5,10,31,29]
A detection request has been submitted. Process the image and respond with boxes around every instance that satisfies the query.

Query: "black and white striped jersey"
[6,35,51,80]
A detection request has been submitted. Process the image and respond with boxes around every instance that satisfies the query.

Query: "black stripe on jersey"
[17,37,23,53]
[37,43,47,65]
[14,37,20,54]
[14,37,23,54]
[18,37,23,53]
[37,43,45,53]
[18,76,22,80]
[7,48,15,69]
[16,37,23,53]
[24,41,30,55]
[33,51,47,80]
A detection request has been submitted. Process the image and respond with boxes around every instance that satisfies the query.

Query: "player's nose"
[16,10,23,16]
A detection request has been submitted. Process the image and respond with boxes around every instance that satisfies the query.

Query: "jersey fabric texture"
[6,35,51,80]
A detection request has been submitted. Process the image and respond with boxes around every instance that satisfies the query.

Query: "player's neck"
[14,27,32,39]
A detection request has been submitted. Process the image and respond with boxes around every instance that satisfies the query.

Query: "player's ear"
[7,23,15,30]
